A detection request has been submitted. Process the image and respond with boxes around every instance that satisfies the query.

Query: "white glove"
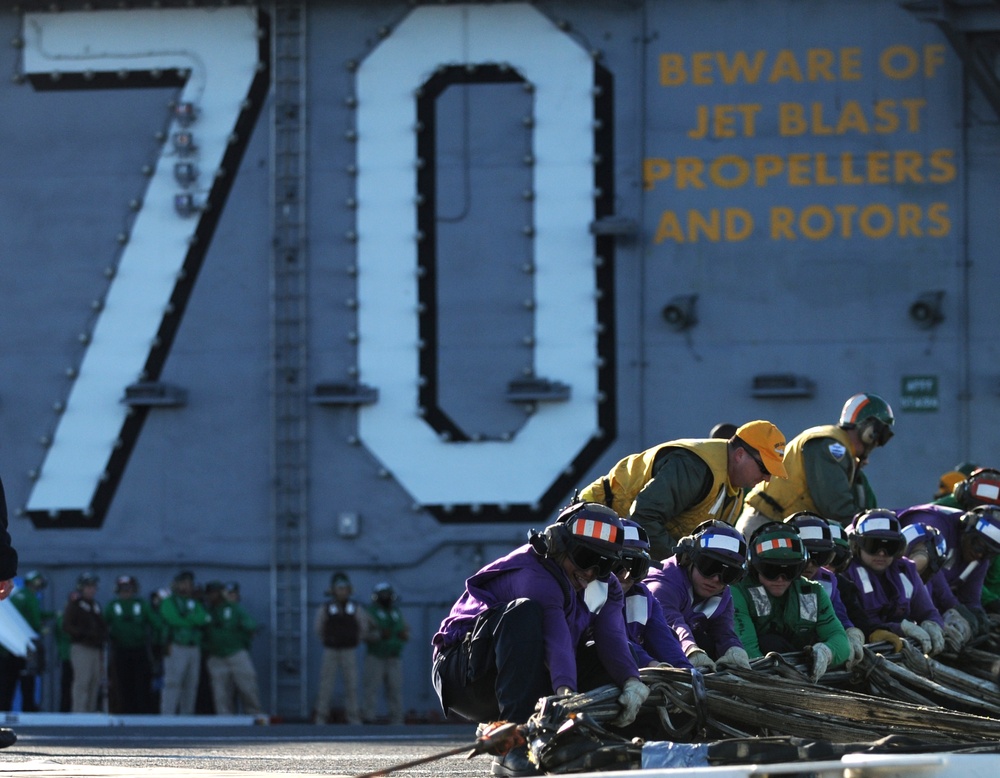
[809,642,833,682]
[716,645,751,671]
[900,619,932,653]
[845,627,865,670]
[612,677,650,727]
[555,686,574,696]
[943,608,973,647]
[686,649,716,672]
[920,620,946,656]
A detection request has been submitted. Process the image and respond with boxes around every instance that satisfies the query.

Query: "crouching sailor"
[432,502,649,778]
[731,522,850,682]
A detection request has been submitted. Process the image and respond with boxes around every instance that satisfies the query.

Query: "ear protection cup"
[528,523,572,558]
[531,501,590,558]
[960,506,982,532]
[859,419,877,447]
[528,529,550,557]
[954,479,970,508]
[674,535,696,567]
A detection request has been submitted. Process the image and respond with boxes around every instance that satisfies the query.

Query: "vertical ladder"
[269,0,310,721]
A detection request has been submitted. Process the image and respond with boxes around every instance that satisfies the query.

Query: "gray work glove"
[716,645,751,671]
[955,603,991,637]
[942,608,973,648]
[612,677,650,727]
[970,605,992,637]
[900,619,932,653]
[845,627,865,670]
[809,642,833,683]
[686,648,716,672]
[920,619,946,656]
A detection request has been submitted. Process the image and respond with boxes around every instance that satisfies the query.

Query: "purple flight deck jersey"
[433,544,638,692]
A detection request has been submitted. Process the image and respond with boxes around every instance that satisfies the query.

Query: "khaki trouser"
[160,644,200,715]
[207,649,262,715]
[362,655,403,724]
[70,643,102,712]
[315,646,360,723]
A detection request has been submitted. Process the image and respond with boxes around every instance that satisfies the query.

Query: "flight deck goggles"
[755,560,806,581]
[567,544,619,578]
[693,555,744,585]
[805,547,836,567]
[859,536,905,557]
[863,418,894,448]
[614,554,652,581]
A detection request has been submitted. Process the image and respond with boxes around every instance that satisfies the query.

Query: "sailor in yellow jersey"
[736,393,894,539]
[580,421,787,560]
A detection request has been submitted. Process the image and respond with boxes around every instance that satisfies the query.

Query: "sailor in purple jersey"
[840,509,946,655]
[897,502,1000,636]
[644,520,752,672]
[432,503,649,777]
[614,520,691,669]
[900,522,974,648]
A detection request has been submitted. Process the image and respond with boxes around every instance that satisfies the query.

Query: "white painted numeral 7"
[22,8,262,523]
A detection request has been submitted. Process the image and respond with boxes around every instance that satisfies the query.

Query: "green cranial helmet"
[839,393,895,448]
[749,522,805,565]
[748,522,806,580]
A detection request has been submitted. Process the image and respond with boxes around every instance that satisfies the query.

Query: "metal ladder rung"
[270,0,309,721]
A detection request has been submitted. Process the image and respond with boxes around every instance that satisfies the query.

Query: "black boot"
[491,745,540,777]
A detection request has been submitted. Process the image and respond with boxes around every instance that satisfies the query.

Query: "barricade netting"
[522,628,1000,774]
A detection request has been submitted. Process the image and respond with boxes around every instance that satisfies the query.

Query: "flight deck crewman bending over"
[737,393,894,539]
[580,421,788,560]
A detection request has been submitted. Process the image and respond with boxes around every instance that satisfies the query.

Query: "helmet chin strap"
[850,426,876,466]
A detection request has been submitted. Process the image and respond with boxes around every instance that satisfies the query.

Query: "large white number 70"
[21,7,265,527]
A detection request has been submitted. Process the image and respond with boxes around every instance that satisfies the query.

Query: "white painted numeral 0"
[356,4,607,510]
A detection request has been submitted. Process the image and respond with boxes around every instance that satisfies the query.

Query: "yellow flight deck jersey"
[745,425,857,522]
[580,439,741,538]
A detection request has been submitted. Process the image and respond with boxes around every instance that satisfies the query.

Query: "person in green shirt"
[731,522,850,683]
[362,582,409,724]
[203,581,262,716]
[105,575,162,714]
[158,570,211,715]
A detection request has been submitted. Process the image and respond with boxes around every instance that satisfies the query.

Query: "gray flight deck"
[0,722,483,778]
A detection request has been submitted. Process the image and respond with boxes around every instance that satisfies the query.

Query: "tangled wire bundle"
[523,642,1000,774]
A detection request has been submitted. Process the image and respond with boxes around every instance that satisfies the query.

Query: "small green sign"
[900,375,939,412]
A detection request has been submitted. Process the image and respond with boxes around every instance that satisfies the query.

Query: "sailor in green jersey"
[105,575,162,714]
[731,523,850,683]
[158,570,211,715]
[363,582,409,724]
[203,581,262,716]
